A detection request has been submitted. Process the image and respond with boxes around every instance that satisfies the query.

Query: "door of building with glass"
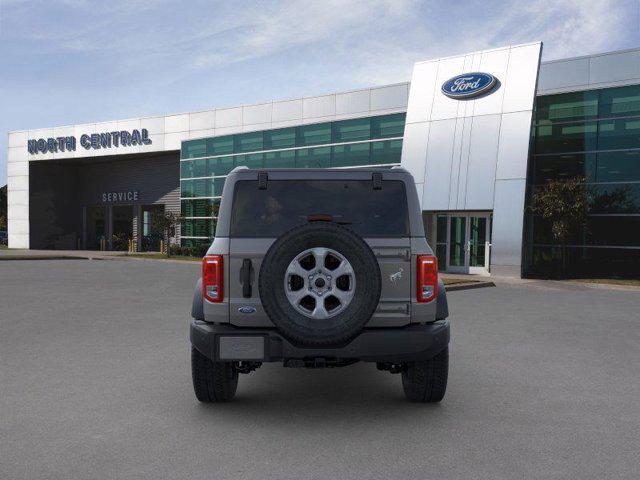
[141,205,164,252]
[434,213,492,275]
[111,205,134,251]
[85,206,106,250]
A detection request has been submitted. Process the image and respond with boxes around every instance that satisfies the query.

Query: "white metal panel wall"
[537,47,640,95]
[401,43,542,274]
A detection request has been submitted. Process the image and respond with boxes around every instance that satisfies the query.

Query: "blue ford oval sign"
[441,72,497,99]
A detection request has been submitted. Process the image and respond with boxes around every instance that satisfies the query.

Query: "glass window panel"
[595,151,640,182]
[211,198,221,217]
[590,183,640,214]
[371,139,402,165]
[535,91,598,124]
[469,217,487,267]
[181,219,215,238]
[180,180,194,198]
[296,123,331,146]
[586,215,640,247]
[331,143,370,167]
[264,150,296,168]
[234,131,263,153]
[186,159,207,178]
[181,199,220,217]
[207,155,235,176]
[206,136,233,156]
[531,215,558,245]
[528,245,640,279]
[296,147,331,168]
[531,153,597,183]
[436,215,447,244]
[193,179,209,197]
[449,216,466,267]
[435,244,447,271]
[598,84,640,118]
[534,121,598,154]
[211,178,226,197]
[181,238,208,248]
[235,153,264,169]
[181,179,212,197]
[180,160,193,179]
[230,180,409,237]
[371,113,406,139]
[332,118,370,142]
[597,119,640,150]
[181,139,206,159]
[264,128,296,149]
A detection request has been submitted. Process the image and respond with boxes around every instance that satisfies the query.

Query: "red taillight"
[417,255,438,303]
[203,255,223,303]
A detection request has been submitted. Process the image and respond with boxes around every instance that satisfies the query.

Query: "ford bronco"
[190,167,450,402]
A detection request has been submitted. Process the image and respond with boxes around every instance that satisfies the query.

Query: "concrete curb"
[444,281,495,291]
[559,280,640,292]
[0,254,200,264]
[114,255,201,265]
[0,255,92,261]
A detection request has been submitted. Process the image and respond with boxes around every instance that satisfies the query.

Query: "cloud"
[188,0,419,70]
[3,0,635,85]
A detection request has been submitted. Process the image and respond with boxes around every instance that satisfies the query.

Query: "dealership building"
[6,42,640,277]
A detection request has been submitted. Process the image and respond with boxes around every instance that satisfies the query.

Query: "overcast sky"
[1,0,639,185]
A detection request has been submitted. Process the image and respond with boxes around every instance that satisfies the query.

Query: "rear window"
[230,180,409,237]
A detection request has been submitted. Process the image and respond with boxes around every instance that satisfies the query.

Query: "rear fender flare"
[436,277,449,320]
[191,278,204,321]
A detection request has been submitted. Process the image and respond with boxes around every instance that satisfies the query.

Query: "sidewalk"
[441,271,640,292]
[0,249,125,260]
[439,273,495,291]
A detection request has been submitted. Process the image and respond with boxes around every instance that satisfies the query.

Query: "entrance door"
[141,205,164,252]
[468,216,490,274]
[436,213,491,275]
[112,205,134,251]
[448,216,467,273]
[86,206,106,250]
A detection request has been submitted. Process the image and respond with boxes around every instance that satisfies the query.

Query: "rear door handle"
[240,258,252,298]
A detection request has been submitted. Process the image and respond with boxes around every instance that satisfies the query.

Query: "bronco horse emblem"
[389,267,404,283]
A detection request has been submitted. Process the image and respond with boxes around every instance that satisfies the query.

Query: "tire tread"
[191,347,238,402]
[401,347,449,403]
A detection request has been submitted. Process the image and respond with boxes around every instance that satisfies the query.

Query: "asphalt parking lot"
[1,259,639,480]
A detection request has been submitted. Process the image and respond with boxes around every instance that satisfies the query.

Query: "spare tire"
[258,222,381,347]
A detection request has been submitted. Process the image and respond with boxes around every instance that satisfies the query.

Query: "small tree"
[152,210,183,256]
[533,176,589,277]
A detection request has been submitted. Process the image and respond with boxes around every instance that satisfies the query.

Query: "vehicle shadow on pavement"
[189,363,447,426]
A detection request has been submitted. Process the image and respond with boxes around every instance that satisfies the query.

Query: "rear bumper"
[190,319,450,363]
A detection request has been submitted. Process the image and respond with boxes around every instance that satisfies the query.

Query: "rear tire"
[191,347,238,402]
[401,347,449,403]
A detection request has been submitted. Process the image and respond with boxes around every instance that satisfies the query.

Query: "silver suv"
[190,167,450,402]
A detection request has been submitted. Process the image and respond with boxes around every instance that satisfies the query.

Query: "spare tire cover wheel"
[258,222,381,347]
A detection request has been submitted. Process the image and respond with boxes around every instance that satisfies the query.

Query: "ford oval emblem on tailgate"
[238,306,257,314]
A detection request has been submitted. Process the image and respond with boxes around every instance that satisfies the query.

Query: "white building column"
[7,132,30,249]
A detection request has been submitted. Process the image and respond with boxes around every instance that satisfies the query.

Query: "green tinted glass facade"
[524,84,640,278]
[179,113,406,245]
